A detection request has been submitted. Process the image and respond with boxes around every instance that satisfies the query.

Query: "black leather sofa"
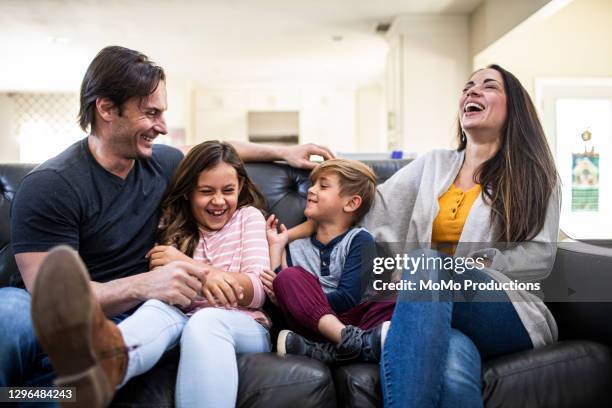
[1,160,612,407]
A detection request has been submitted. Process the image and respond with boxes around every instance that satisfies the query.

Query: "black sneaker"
[277,330,338,364]
[338,321,390,363]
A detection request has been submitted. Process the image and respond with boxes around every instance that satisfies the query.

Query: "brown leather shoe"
[32,246,128,408]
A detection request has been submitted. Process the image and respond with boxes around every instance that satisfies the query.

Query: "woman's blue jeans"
[380,250,533,408]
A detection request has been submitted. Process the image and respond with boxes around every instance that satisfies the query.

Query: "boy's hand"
[146,245,194,269]
[266,215,289,249]
[260,268,278,306]
[203,268,244,307]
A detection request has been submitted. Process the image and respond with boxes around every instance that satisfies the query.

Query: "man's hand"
[146,245,195,269]
[282,143,335,170]
[137,261,207,308]
[203,268,244,307]
[260,268,278,306]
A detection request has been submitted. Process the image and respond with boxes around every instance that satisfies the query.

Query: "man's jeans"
[0,287,54,388]
[0,287,129,407]
[380,250,533,408]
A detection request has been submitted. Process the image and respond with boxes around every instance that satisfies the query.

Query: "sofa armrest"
[545,242,612,345]
[483,340,612,408]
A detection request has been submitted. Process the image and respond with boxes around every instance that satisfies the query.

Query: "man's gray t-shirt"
[11,137,183,285]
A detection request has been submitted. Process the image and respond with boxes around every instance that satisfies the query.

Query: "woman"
[363,64,560,407]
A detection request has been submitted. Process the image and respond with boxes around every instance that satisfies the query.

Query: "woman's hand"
[260,268,278,306]
[147,245,196,270]
[203,268,244,307]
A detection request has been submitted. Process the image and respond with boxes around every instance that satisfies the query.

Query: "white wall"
[386,15,471,155]
[0,79,195,163]
[193,85,358,153]
[356,83,387,152]
[474,0,611,98]
[164,78,195,144]
[0,94,18,162]
[470,0,554,56]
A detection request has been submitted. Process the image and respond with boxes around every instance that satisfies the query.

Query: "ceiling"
[0,0,482,92]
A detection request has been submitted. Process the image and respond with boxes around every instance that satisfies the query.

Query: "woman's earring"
[461,130,467,144]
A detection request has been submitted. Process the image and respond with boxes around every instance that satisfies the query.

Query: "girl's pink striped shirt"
[185,206,271,328]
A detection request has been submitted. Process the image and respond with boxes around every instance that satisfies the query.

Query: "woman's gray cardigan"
[362,149,559,347]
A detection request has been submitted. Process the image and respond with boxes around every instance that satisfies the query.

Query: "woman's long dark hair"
[157,141,267,256]
[457,64,558,242]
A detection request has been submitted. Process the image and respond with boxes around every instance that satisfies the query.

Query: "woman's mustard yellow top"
[431,183,481,250]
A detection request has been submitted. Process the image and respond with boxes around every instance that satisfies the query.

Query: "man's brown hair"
[78,46,166,132]
[310,159,377,223]
[157,140,266,256]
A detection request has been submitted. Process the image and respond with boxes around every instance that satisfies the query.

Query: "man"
[0,45,333,393]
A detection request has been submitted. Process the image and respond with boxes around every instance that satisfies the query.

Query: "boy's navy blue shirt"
[11,137,183,285]
[287,229,375,313]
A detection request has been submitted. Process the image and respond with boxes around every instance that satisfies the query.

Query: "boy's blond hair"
[310,159,377,223]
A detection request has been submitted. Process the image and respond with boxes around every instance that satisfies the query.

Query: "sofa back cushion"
[0,164,37,287]
[0,159,410,287]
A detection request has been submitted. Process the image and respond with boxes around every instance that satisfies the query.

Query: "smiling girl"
[86,140,272,408]
[137,141,272,407]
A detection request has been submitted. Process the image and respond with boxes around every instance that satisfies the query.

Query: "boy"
[261,159,395,364]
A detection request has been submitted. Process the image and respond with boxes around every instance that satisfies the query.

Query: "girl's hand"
[146,245,194,269]
[260,268,278,306]
[266,214,289,249]
[263,286,278,306]
[203,269,244,307]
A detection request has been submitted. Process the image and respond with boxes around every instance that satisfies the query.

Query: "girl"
[141,140,272,407]
[119,140,272,407]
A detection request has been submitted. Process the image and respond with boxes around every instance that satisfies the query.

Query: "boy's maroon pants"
[273,266,395,341]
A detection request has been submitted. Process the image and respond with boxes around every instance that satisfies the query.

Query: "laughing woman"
[363,65,560,407]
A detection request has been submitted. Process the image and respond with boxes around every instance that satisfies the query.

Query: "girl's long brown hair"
[457,64,559,242]
[157,141,267,256]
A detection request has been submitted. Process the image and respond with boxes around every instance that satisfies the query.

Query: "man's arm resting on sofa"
[180,141,335,170]
[16,252,208,316]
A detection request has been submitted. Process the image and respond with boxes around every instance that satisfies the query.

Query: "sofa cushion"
[113,347,179,407]
[113,350,337,408]
[332,363,381,407]
[327,340,612,408]
[243,161,411,230]
[237,353,337,408]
